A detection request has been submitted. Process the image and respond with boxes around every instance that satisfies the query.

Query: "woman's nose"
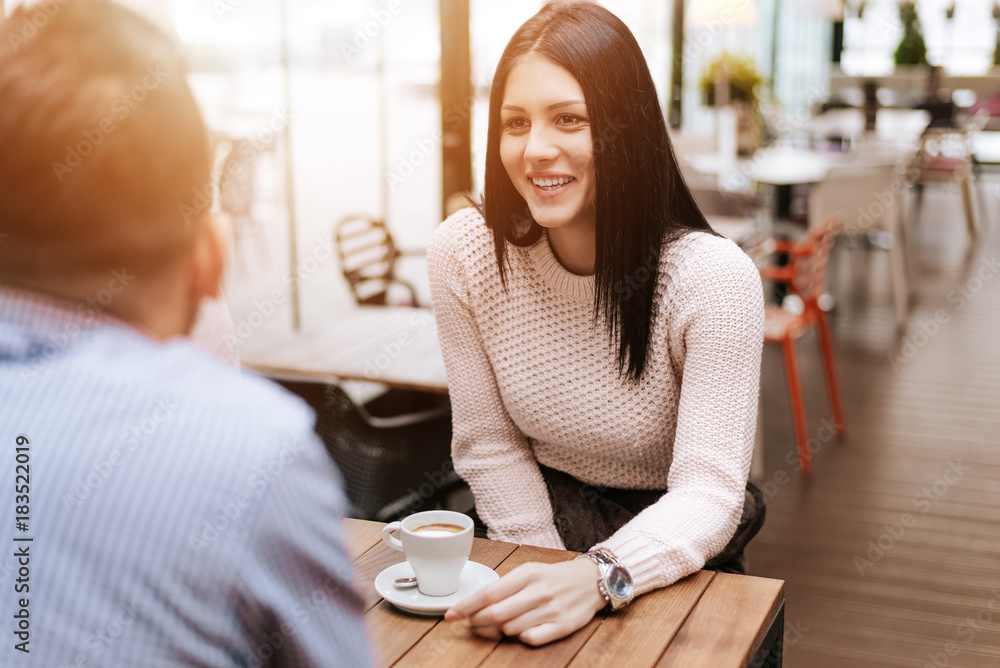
[524,125,559,162]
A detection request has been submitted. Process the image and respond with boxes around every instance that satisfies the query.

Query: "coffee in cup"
[381,510,474,596]
[411,523,465,536]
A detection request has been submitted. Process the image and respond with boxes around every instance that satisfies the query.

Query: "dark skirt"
[471,464,765,574]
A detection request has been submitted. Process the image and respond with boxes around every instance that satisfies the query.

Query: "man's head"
[0,0,222,335]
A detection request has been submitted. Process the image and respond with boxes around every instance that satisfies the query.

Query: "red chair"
[753,218,846,473]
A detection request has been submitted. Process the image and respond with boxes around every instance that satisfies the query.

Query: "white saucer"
[374,561,499,615]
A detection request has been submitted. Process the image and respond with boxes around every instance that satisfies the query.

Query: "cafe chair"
[875,108,931,146]
[275,380,462,521]
[907,127,978,242]
[334,215,422,307]
[806,107,864,151]
[808,158,913,331]
[752,218,846,474]
[217,137,275,275]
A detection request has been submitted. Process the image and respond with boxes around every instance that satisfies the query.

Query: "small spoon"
[394,576,419,588]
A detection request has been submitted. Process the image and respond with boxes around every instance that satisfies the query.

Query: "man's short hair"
[0,0,213,285]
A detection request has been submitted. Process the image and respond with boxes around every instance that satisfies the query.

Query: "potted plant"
[993,3,1000,71]
[700,53,765,156]
[894,1,928,66]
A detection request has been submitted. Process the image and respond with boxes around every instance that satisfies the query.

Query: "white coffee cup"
[381,510,474,596]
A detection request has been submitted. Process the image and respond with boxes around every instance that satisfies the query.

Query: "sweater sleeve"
[596,237,765,595]
[426,212,566,549]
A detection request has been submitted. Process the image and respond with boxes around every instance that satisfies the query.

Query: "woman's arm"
[595,236,765,595]
[427,212,565,549]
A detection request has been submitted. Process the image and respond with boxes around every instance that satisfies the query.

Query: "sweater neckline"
[526,232,595,302]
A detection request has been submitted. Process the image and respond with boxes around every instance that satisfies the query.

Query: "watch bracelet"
[575,550,617,609]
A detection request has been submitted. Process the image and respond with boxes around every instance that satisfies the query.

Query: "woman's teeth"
[532,176,574,189]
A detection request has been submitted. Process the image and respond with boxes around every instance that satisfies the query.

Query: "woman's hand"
[444,558,607,646]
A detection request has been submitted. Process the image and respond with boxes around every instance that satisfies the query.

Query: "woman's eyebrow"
[501,100,586,112]
[547,100,585,110]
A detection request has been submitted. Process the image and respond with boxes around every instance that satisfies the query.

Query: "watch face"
[607,565,633,598]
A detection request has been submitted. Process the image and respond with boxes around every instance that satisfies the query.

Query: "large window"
[841,0,999,75]
[169,0,444,323]
[167,0,677,327]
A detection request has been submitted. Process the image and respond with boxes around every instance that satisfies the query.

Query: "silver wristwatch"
[575,549,634,611]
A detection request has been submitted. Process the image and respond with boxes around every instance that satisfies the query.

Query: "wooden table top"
[345,518,785,667]
[239,306,448,394]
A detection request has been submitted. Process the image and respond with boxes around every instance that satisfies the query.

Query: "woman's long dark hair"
[483,0,714,382]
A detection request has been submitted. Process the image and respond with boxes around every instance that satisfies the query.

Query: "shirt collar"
[0,285,134,362]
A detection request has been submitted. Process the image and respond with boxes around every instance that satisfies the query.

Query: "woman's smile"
[529,172,577,197]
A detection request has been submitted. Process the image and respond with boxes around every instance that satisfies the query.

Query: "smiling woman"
[498,54,597,274]
[427,0,765,648]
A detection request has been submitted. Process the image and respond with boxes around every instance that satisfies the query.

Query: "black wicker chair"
[276,380,461,521]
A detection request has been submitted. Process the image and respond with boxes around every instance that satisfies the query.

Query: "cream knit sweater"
[427,208,764,595]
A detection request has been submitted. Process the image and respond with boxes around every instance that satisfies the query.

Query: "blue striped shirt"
[0,287,373,667]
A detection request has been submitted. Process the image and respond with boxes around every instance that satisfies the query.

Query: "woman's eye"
[557,113,587,127]
[503,117,529,132]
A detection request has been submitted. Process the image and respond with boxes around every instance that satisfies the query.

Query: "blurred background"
[5,0,998,328]
[8,0,998,333]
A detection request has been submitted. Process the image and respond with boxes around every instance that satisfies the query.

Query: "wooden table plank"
[398,544,599,668]
[344,518,385,560]
[368,538,517,668]
[655,573,784,667]
[477,545,603,668]
[568,570,716,668]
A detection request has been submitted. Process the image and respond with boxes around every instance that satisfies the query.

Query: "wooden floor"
[746,177,1000,667]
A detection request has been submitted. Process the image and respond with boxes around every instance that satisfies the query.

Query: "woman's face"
[499,53,596,235]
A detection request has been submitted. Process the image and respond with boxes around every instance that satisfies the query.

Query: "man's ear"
[190,212,228,301]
